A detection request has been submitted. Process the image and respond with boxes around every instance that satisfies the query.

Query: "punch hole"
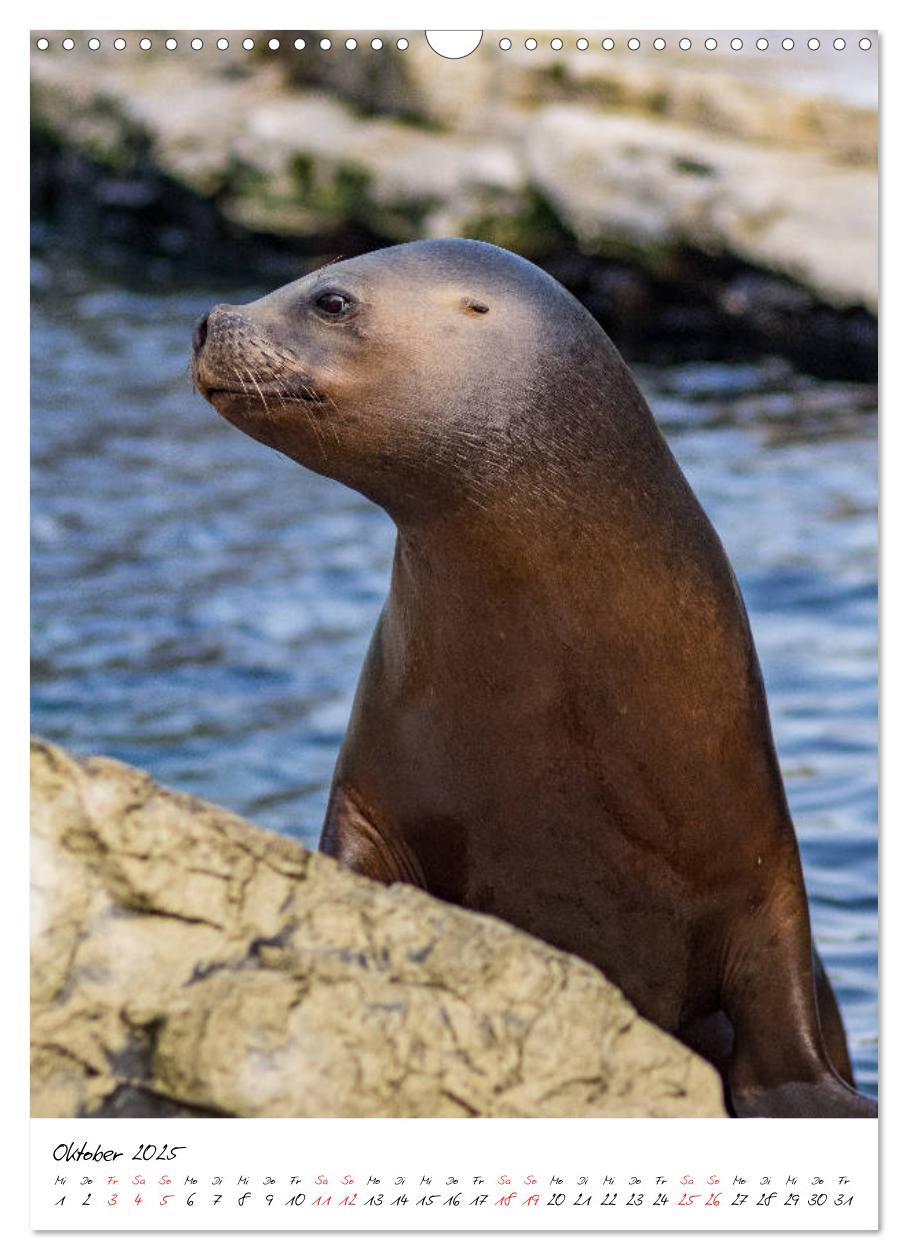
[218,38,229,51]
[499,38,511,50]
[36,37,49,50]
[731,38,743,50]
[62,37,75,50]
[576,38,589,50]
[320,38,332,50]
[294,38,306,50]
[808,38,820,50]
[601,38,614,50]
[859,37,872,50]
[834,38,846,50]
[371,38,383,50]
[782,38,795,50]
[679,38,692,50]
[140,37,152,50]
[756,37,769,50]
[705,38,718,51]
[424,31,480,58]
[191,38,203,50]
[268,38,280,51]
[525,38,537,50]
[114,37,126,50]
[243,38,255,50]
[653,38,666,50]
[88,37,100,50]
[397,38,409,51]
[551,38,563,50]
[346,38,357,50]
[628,38,640,50]
[165,38,177,50]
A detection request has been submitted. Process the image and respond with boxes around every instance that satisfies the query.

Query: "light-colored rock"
[284,33,878,161]
[30,37,878,312]
[30,739,726,1119]
[526,106,878,311]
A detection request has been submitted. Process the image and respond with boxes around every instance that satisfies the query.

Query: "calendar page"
[29,12,879,1236]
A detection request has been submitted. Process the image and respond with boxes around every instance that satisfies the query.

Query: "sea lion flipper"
[320,784,426,889]
[723,888,875,1117]
[731,1078,877,1119]
[812,942,856,1088]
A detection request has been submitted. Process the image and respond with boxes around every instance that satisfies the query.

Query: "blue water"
[30,247,878,1095]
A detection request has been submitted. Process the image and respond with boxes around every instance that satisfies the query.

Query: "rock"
[30,739,726,1119]
[282,37,877,164]
[525,105,877,312]
[30,41,877,316]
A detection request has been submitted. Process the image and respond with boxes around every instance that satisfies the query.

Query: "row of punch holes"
[34,34,874,53]
[35,36,411,52]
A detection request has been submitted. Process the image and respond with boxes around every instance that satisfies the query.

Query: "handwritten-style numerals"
[130,1143,187,1162]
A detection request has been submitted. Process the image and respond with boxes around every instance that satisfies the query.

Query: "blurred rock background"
[31,30,878,376]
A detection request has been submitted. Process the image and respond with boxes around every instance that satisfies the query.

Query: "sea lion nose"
[193,304,240,356]
[192,312,210,355]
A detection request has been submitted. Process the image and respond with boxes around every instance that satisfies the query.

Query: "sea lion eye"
[315,291,352,318]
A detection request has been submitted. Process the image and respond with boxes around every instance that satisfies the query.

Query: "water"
[30,240,878,1096]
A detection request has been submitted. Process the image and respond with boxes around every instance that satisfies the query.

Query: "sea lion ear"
[463,297,490,315]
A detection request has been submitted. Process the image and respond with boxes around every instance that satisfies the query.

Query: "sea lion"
[191,238,876,1119]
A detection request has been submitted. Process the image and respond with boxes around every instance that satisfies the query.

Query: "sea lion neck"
[386,435,766,727]
[388,409,700,593]
[389,480,663,633]
[390,470,612,592]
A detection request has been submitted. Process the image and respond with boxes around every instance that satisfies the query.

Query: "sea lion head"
[192,238,630,521]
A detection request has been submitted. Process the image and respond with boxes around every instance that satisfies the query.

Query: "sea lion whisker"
[292,392,329,461]
[240,366,273,420]
[269,377,295,408]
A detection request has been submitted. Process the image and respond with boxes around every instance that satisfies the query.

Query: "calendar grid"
[31,1119,878,1231]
